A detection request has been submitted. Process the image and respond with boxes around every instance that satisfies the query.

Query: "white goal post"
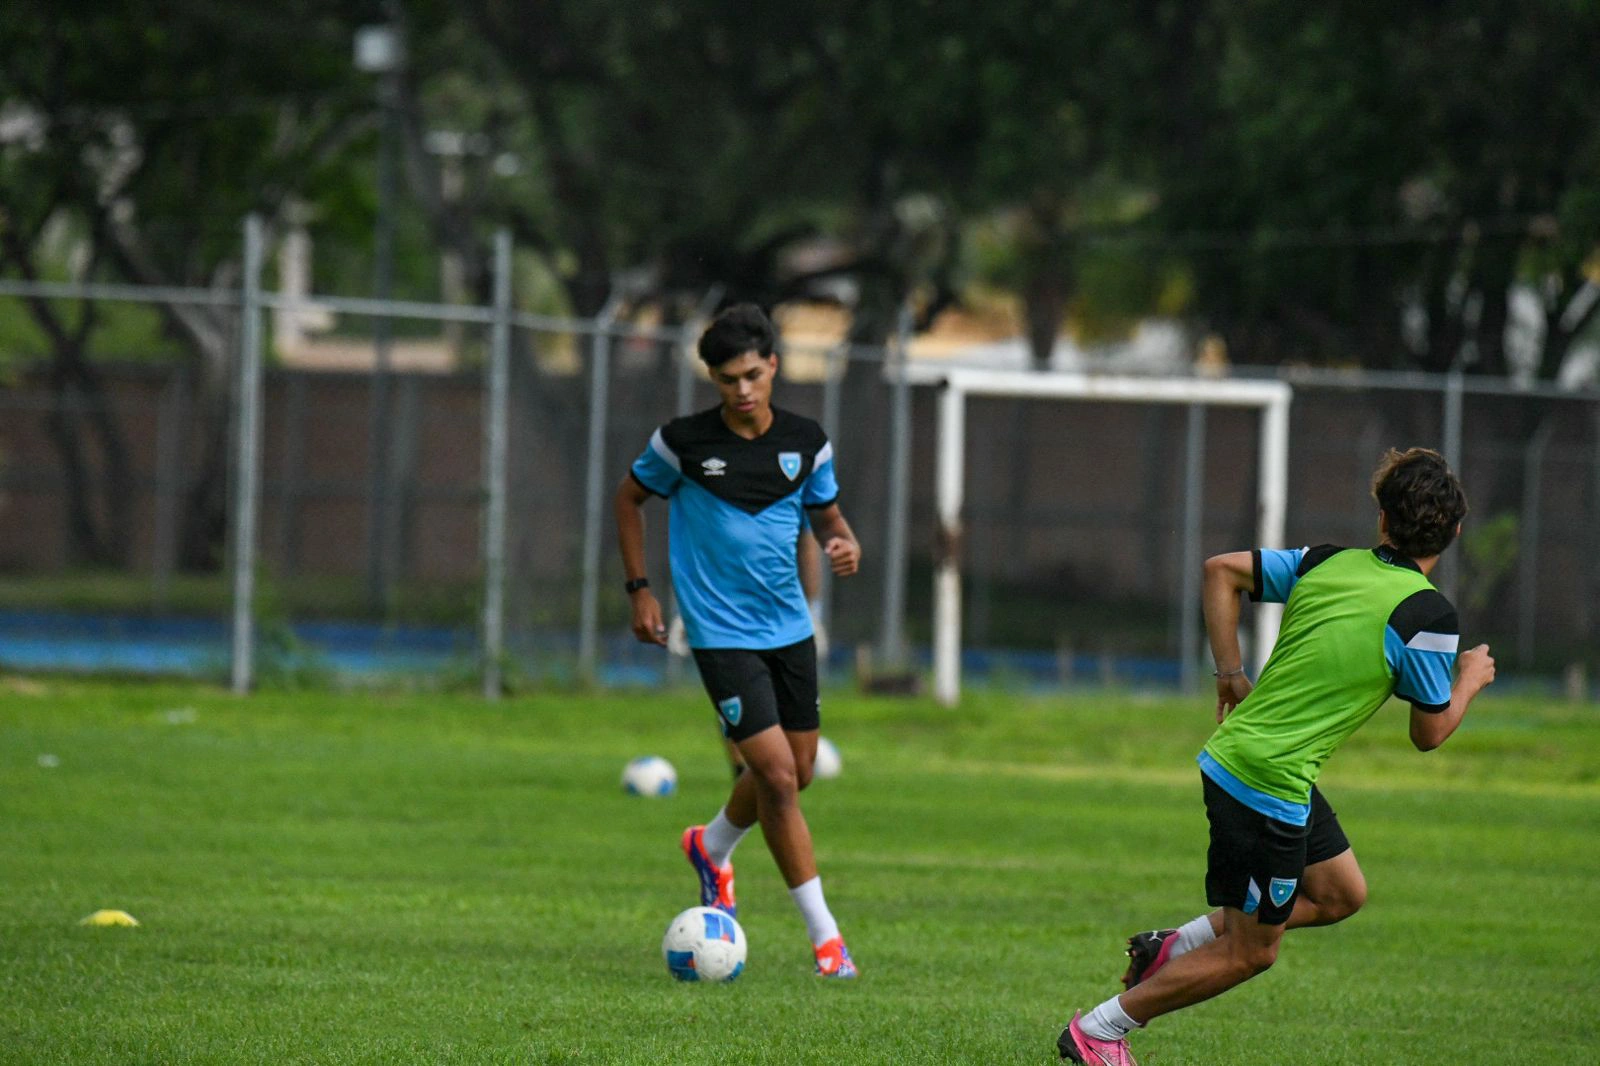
[902,365,1293,706]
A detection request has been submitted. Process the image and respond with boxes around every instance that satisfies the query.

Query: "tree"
[0,0,374,568]
[1143,1,1600,378]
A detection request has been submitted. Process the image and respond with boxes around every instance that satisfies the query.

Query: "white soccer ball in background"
[812,735,842,780]
[662,906,747,982]
[621,755,677,797]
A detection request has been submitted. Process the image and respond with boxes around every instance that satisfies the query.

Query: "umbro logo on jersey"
[778,452,802,481]
[702,457,727,476]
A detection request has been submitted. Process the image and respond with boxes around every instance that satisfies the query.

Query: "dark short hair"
[1370,447,1468,559]
[697,303,777,367]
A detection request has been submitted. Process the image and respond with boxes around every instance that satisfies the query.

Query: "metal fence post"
[1439,367,1465,603]
[1518,418,1554,668]
[230,215,265,694]
[818,343,845,662]
[578,295,624,684]
[482,229,512,698]
[1178,404,1207,693]
[878,305,915,669]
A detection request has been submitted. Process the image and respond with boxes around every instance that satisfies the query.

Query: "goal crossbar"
[903,365,1293,706]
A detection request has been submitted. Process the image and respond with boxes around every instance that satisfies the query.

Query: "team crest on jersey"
[1269,877,1298,907]
[717,696,743,726]
[778,452,802,481]
[702,457,727,476]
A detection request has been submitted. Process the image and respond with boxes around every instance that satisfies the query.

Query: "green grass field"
[2,677,1597,1064]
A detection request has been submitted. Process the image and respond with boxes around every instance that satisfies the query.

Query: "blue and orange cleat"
[813,936,858,978]
[681,826,737,918]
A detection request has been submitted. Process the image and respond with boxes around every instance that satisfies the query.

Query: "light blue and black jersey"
[630,406,838,651]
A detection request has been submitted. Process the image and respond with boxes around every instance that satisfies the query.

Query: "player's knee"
[794,762,814,791]
[1309,873,1367,924]
[1325,881,1367,922]
[1230,936,1280,977]
[752,761,800,801]
[1244,941,1280,976]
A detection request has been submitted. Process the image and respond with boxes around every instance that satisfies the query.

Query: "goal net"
[903,365,1293,706]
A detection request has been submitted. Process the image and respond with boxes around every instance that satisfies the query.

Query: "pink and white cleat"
[1121,927,1179,989]
[1058,1011,1138,1065]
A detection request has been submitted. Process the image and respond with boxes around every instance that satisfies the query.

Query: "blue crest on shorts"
[717,696,743,726]
[778,452,802,481]
[1269,877,1298,907]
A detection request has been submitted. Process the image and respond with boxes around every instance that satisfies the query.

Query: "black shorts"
[1202,773,1351,925]
[692,638,820,743]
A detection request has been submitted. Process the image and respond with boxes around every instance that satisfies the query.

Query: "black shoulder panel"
[1388,588,1458,645]
[671,406,829,515]
[1296,544,1345,577]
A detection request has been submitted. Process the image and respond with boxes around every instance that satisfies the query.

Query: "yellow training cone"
[79,909,140,928]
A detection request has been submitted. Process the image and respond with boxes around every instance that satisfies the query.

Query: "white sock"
[1078,995,1139,1041]
[788,876,841,947]
[701,809,748,868]
[1172,913,1218,957]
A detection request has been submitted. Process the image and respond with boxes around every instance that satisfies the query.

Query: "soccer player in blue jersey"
[615,303,863,978]
[1059,448,1497,1065]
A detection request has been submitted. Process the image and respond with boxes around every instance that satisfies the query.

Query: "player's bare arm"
[1202,551,1255,720]
[614,476,667,645]
[807,504,860,577]
[1410,642,1495,751]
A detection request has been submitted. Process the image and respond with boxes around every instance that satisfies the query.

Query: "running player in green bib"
[1059,447,1497,1066]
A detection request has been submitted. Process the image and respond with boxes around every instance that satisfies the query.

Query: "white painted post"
[1253,388,1292,673]
[933,380,966,706]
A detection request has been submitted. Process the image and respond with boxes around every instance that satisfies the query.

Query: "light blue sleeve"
[630,428,681,497]
[1386,632,1456,711]
[1384,592,1459,711]
[802,441,839,507]
[1255,547,1306,603]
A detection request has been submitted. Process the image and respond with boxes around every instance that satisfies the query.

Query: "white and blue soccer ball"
[813,735,842,780]
[621,755,677,797]
[662,906,746,982]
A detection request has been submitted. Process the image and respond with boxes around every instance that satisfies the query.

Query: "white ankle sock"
[1173,913,1217,957]
[788,876,840,947]
[701,809,748,867]
[1079,995,1139,1041]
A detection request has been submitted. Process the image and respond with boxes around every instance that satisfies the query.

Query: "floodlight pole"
[356,22,405,615]
[230,214,266,694]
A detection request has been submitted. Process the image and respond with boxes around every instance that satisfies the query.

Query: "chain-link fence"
[2,229,1597,697]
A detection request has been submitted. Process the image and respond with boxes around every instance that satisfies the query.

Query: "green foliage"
[0,680,1596,1064]
[1459,511,1520,614]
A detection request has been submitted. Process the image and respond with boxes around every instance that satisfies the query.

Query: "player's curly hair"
[1370,447,1468,559]
[698,303,777,367]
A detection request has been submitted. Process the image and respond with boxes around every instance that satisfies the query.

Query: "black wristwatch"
[624,577,650,594]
